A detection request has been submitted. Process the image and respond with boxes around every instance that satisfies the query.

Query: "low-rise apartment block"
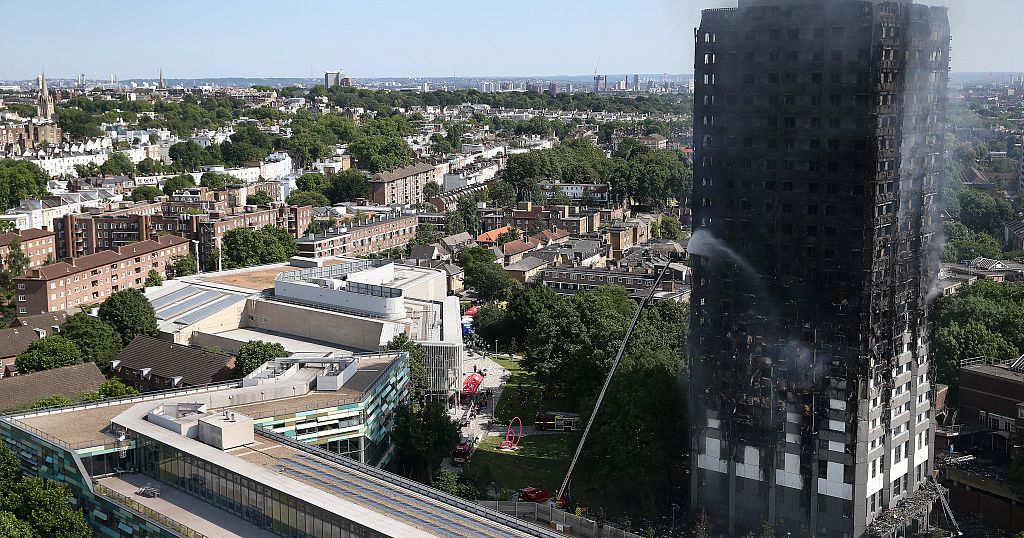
[371,163,445,205]
[297,212,418,258]
[0,228,56,270]
[13,234,190,315]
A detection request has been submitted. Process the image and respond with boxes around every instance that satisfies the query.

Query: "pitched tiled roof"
[476,226,514,243]
[0,327,41,359]
[505,256,548,272]
[371,163,434,183]
[502,238,540,257]
[114,335,234,386]
[0,362,106,412]
[13,311,68,331]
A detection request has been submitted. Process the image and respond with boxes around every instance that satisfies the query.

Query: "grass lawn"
[489,354,573,425]
[467,433,576,494]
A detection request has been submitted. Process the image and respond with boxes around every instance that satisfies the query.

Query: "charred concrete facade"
[689,1,949,537]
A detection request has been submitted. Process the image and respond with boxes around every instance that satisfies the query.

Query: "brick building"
[13,235,190,315]
[370,163,444,205]
[0,228,56,270]
[296,213,417,258]
[0,120,62,152]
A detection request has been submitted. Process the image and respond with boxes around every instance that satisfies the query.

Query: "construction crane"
[555,259,673,504]
[593,57,602,93]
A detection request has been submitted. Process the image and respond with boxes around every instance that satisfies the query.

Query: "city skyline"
[3,0,1021,81]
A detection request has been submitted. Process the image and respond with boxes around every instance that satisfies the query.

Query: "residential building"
[539,181,612,204]
[0,120,61,152]
[110,335,235,392]
[689,2,950,536]
[438,231,474,258]
[639,133,668,150]
[504,256,549,283]
[604,218,652,259]
[325,69,352,89]
[0,312,68,378]
[295,213,417,258]
[13,234,190,315]
[1004,218,1024,251]
[0,228,56,269]
[370,163,444,205]
[540,263,688,302]
[476,225,516,247]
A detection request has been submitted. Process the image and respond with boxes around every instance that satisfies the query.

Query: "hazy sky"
[4,0,1020,80]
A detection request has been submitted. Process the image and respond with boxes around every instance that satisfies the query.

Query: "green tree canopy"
[459,246,496,266]
[135,157,165,176]
[0,160,50,210]
[14,335,83,374]
[0,476,91,538]
[57,108,102,139]
[169,141,204,171]
[465,260,520,302]
[391,402,459,483]
[348,135,413,173]
[386,333,429,405]
[233,340,289,378]
[99,151,135,177]
[423,182,441,200]
[168,254,198,278]
[129,185,163,202]
[326,169,370,203]
[296,172,329,193]
[220,226,296,269]
[97,288,158,345]
[246,191,274,206]
[162,173,196,196]
[57,313,123,369]
[287,190,330,207]
[144,269,164,287]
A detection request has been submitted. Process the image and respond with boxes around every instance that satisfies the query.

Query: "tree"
[233,340,289,378]
[97,378,139,398]
[57,108,101,138]
[661,215,685,239]
[459,246,496,267]
[135,157,164,176]
[246,191,274,206]
[14,335,83,373]
[286,190,330,207]
[144,269,163,287]
[496,229,520,246]
[200,172,229,189]
[386,333,429,405]
[296,172,329,194]
[423,182,441,200]
[326,169,370,203]
[129,185,163,202]
[97,288,158,345]
[162,173,196,196]
[57,313,122,369]
[29,395,73,409]
[348,134,412,173]
[169,141,204,171]
[0,160,50,210]
[168,253,198,278]
[391,402,460,483]
[99,151,135,177]
[0,477,91,538]
[220,226,295,269]
[1011,456,1024,499]
[693,509,711,538]
[4,239,30,278]
[957,188,1012,236]
[489,181,517,208]
[0,511,32,538]
[413,223,443,246]
[465,261,520,302]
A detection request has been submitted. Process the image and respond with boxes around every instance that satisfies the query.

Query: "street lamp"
[670,503,679,536]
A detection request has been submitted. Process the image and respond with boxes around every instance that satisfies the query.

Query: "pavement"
[442,352,511,473]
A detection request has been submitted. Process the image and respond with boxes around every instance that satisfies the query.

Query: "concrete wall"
[245,299,395,351]
[169,298,246,345]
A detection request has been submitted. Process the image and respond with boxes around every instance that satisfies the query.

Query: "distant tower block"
[325,69,351,89]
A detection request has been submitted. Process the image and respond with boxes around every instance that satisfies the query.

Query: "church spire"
[158,68,165,89]
[36,68,55,121]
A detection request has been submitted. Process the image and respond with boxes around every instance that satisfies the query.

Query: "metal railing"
[94,483,208,538]
[259,429,565,538]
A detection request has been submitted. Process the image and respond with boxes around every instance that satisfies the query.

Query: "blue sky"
[3,0,1021,80]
